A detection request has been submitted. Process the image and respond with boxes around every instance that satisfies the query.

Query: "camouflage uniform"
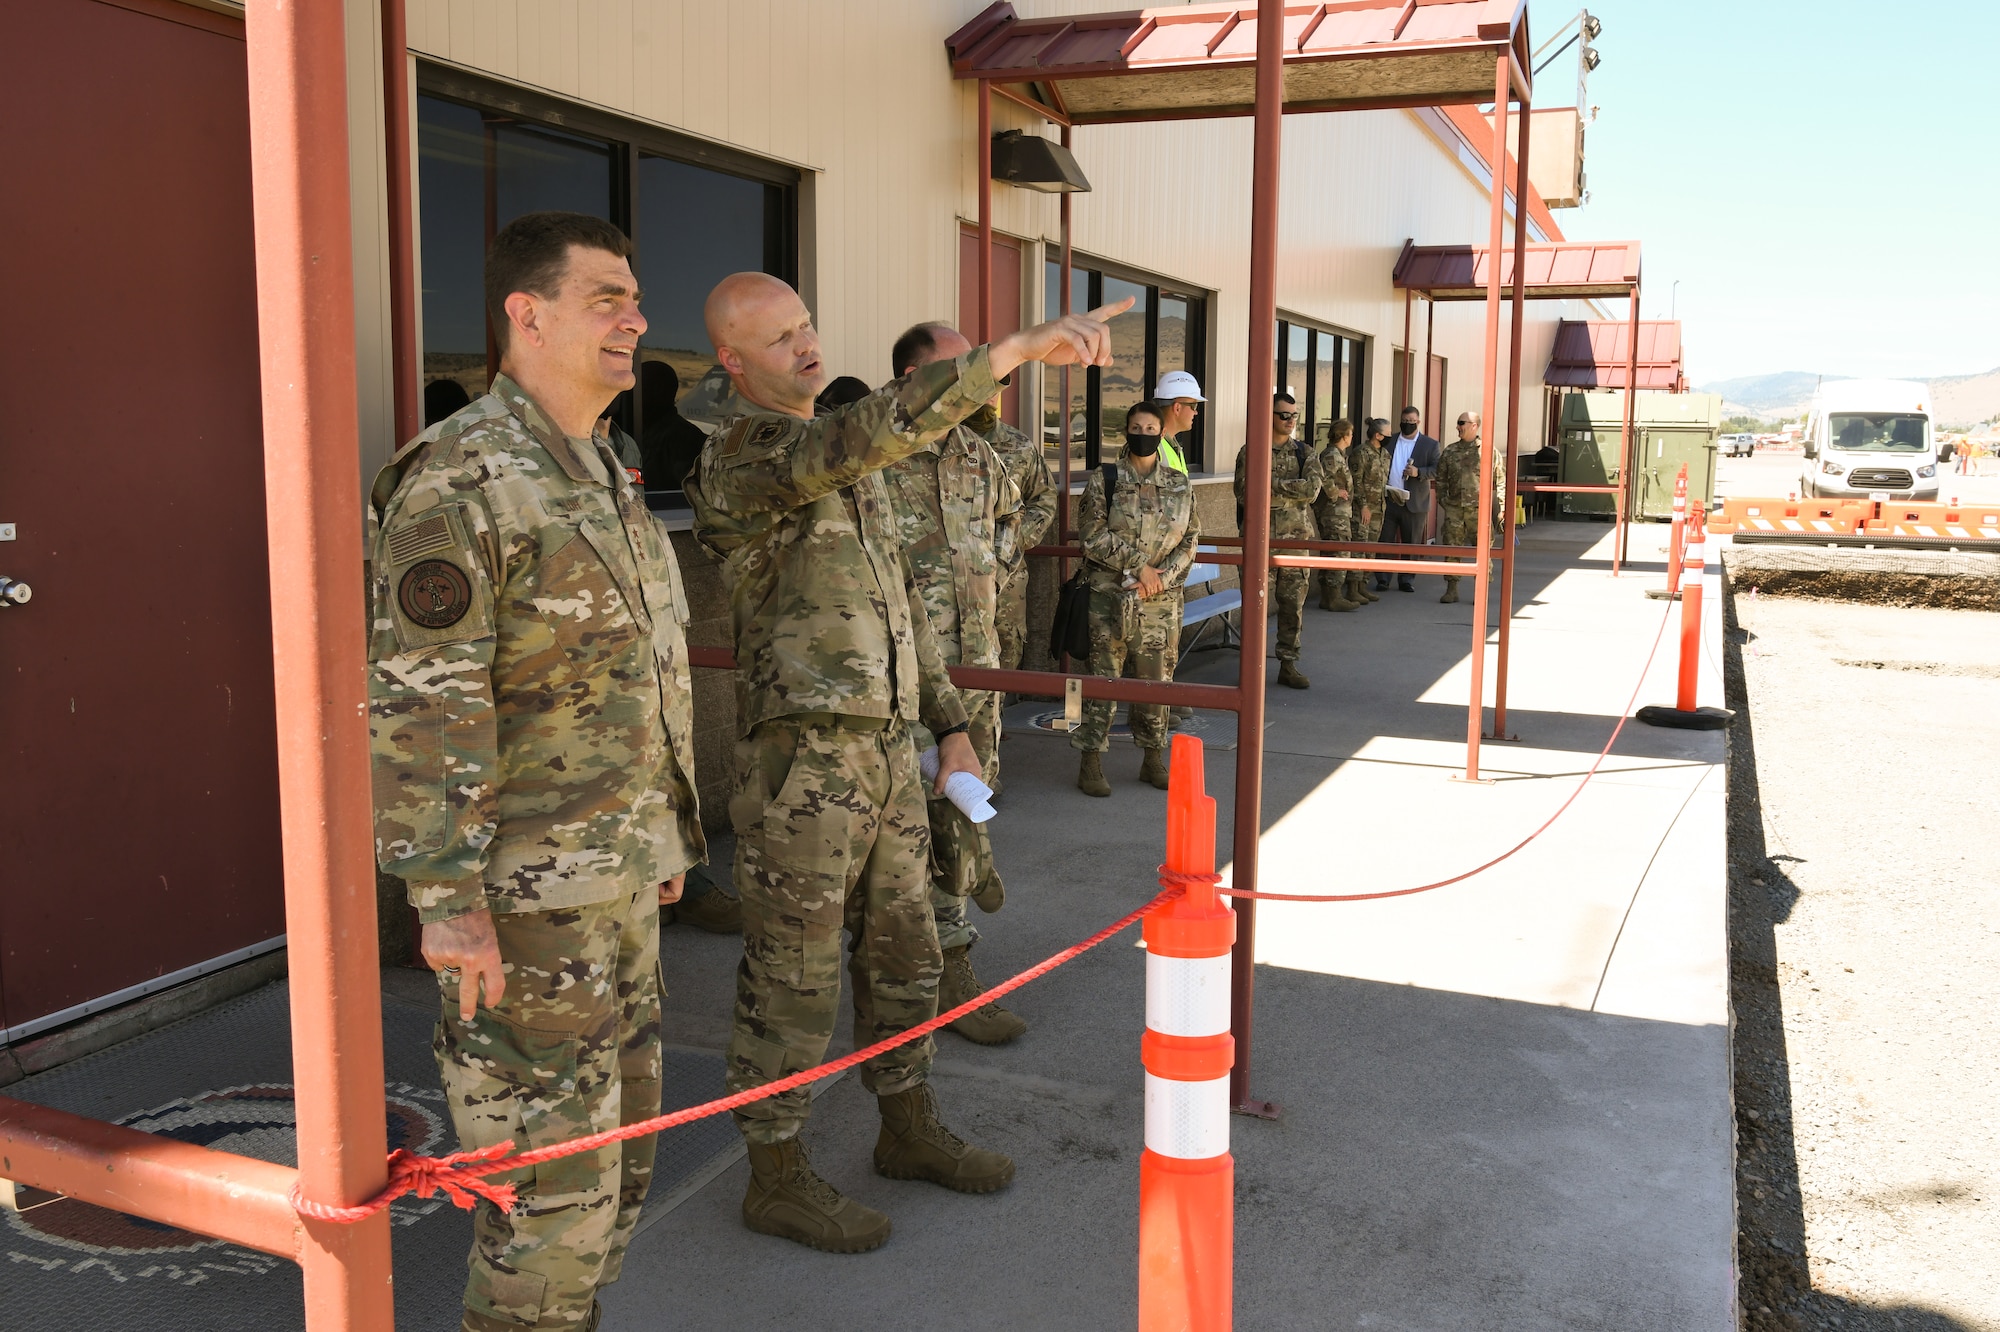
[1234,437,1324,663]
[1346,437,1393,600]
[367,373,702,1329]
[1312,438,1355,601]
[1072,456,1199,753]
[687,352,995,1145]
[978,411,1056,673]
[883,428,1021,952]
[1434,436,1494,596]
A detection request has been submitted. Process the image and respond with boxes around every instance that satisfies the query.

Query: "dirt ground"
[1725,579,2000,1331]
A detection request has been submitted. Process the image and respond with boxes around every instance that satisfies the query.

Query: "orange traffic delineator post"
[1140,734,1236,1332]
[1665,463,1688,597]
[1637,501,1732,731]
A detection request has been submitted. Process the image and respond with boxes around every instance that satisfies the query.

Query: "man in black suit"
[1374,404,1441,592]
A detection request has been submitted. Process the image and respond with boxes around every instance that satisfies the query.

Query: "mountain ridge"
[1697,367,2000,427]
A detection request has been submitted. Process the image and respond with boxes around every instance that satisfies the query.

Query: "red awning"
[1544,319,1684,391]
[945,1,1532,125]
[1392,238,1639,300]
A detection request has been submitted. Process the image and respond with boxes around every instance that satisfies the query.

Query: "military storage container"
[1556,391,1721,519]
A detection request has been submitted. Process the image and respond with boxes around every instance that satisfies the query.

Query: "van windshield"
[1828,413,1927,452]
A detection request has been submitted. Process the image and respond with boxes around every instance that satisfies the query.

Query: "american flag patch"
[386,513,452,565]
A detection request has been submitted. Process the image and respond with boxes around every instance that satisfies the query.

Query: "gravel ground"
[1726,580,2000,1331]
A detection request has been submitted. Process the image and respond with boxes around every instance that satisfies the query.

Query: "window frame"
[1276,312,1369,451]
[1044,252,1211,470]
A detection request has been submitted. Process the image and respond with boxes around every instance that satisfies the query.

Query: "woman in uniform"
[1072,400,1200,796]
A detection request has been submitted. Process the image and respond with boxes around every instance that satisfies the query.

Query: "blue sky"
[1544,0,1998,384]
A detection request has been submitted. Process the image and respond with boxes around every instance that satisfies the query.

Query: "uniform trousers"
[1438,506,1492,591]
[1072,586,1182,753]
[1313,496,1352,601]
[726,715,939,1144]
[434,886,659,1329]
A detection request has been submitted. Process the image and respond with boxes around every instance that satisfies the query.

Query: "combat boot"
[670,888,742,933]
[741,1138,890,1253]
[971,864,1004,914]
[1321,578,1358,612]
[1139,747,1170,789]
[1077,751,1111,797]
[940,943,1027,1045]
[1278,661,1310,690]
[874,1083,1016,1193]
[1353,575,1380,603]
[1440,578,1460,604]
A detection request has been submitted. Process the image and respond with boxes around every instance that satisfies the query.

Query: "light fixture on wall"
[990,130,1092,193]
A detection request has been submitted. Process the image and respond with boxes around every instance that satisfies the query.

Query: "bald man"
[687,273,1125,1253]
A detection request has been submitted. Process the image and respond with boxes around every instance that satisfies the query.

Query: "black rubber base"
[1635,704,1734,730]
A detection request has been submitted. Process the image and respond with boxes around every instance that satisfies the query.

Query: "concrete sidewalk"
[609,520,1736,1331]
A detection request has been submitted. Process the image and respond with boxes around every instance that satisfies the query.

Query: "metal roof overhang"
[945,1,1532,126]
[1391,238,1640,300]
[1544,319,1684,391]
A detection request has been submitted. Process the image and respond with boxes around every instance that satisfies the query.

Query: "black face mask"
[1401,422,1419,437]
[964,404,998,433]
[1125,433,1161,458]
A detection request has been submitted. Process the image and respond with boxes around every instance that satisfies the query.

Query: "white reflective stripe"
[1144,1072,1231,1160]
[1146,953,1231,1037]
[1683,542,1705,565]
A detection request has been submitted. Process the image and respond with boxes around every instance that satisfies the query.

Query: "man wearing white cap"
[1152,370,1201,474]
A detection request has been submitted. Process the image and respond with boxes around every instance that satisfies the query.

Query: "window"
[415,70,796,507]
[1276,317,1367,449]
[1044,259,1208,469]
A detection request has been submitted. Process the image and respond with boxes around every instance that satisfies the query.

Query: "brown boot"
[941,944,1027,1045]
[742,1138,890,1253]
[1077,750,1111,797]
[1139,747,1170,789]
[1322,577,1358,611]
[874,1084,1015,1194]
[669,887,742,933]
[1278,660,1310,689]
[1440,578,1460,604]
[1355,577,1381,604]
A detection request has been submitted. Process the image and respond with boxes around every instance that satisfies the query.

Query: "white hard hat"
[1154,370,1205,402]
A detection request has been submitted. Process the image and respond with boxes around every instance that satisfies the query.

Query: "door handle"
[0,576,31,606]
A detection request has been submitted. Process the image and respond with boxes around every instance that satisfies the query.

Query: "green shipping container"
[1556,391,1721,519]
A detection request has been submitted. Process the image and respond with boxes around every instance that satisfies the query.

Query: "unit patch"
[398,558,472,629]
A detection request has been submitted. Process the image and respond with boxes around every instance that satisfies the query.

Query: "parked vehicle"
[1801,380,1939,500]
[1720,432,1755,457]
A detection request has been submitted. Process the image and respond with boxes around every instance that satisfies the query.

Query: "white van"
[1801,379,1939,500]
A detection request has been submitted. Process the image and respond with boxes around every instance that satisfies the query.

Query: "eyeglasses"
[1456,419,1475,427]
[1273,411,1298,421]
[1174,399,1201,412]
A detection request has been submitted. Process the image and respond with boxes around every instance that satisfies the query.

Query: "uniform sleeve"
[1160,491,1201,587]
[1078,472,1147,576]
[367,466,504,923]
[903,554,970,735]
[1232,446,1248,509]
[1008,433,1057,554]
[692,349,999,519]
[993,458,1025,576]
[1274,448,1323,503]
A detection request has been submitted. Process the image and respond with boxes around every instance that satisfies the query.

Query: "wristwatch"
[935,721,971,739]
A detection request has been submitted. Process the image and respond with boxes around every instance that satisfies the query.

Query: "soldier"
[1435,410,1493,605]
[1313,419,1359,611]
[1073,401,1201,796]
[986,389,1057,681]
[1344,418,1393,607]
[368,212,702,1332]
[884,321,1028,1047]
[1235,393,1323,690]
[687,272,1126,1253]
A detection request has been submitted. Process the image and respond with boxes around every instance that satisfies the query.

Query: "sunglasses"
[1273,411,1298,421]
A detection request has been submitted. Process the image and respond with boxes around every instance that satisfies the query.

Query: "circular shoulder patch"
[398,558,472,629]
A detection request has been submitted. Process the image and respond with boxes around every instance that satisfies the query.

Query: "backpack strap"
[1101,461,1118,502]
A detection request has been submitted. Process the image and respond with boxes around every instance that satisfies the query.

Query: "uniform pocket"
[434,1006,608,1198]
[532,525,643,677]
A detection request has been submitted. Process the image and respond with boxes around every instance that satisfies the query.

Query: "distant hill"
[1697,368,2000,427]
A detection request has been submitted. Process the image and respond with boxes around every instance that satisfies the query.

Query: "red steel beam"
[1057,125,1073,552]
[1617,280,1641,572]
[978,81,993,344]
[244,0,398,1325]
[1465,52,1511,782]
[0,1098,301,1259]
[1229,0,1284,1119]
[1492,81,1531,741]
[382,0,419,444]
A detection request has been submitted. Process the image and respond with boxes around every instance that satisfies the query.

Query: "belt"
[786,711,893,732]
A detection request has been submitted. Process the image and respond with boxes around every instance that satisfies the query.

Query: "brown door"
[0,0,283,1039]
[958,226,1022,425]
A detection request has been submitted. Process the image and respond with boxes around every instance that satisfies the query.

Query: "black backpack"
[1049,464,1120,662]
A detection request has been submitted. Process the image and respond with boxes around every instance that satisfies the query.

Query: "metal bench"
[1179,547,1240,661]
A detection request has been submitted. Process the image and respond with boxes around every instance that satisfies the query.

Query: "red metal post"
[1422,297,1434,424]
[1463,55,1510,781]
[381,0,419,444]
[1058,124,1073,549]
[1616,283,1641,572]
[244,1,397,1326]
[977,80,993,344]
[1490,84,1531,741]
[1228,0,1283,1119]
[1401,287,1413,413]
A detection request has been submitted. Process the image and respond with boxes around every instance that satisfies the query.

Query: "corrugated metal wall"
[345,0,1595,479]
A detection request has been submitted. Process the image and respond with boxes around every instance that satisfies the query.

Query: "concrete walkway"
[609,520,1736,1331]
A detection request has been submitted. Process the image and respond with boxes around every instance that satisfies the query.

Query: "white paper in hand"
[917,746,997,824]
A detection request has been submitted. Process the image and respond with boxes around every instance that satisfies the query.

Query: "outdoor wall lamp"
[990,129,1092,193]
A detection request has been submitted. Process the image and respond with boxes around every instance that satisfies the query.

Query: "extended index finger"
[1081,295,1136,324]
